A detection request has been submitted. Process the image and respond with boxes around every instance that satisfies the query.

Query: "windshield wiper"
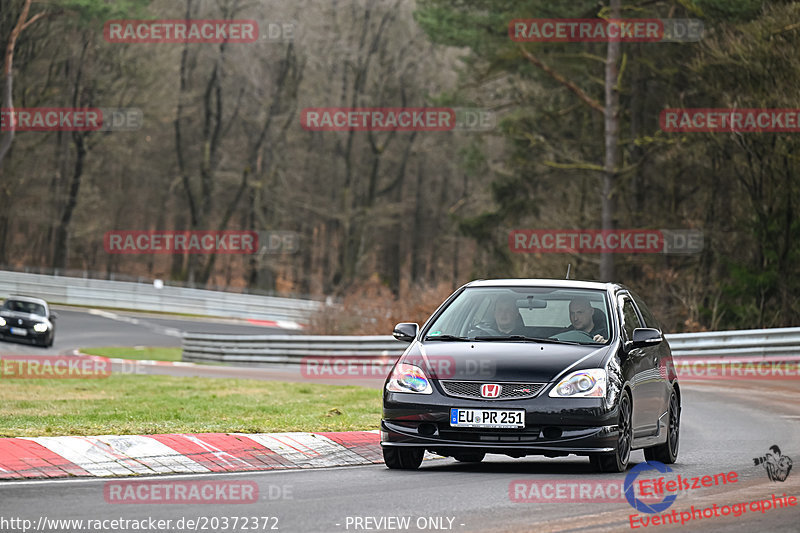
[424,334,471,341]
[473,335,578,345]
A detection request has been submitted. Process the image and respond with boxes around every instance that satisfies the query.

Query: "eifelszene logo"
[625,461,678,514]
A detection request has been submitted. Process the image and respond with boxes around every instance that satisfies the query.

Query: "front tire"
[644,390,680,464]
[383,446,424,470]
[590,390,633,473]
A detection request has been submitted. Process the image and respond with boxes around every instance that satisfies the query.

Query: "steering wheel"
[467,321,501,337]
[573,329,594,339]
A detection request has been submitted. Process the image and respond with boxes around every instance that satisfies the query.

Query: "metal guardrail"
[665,327,800,359]
[0,270,321,323]
[181,327,800,366]
[182,334,402,365]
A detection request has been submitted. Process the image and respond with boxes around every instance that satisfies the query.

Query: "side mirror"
[392,322,418,342]
[630,328,662,349]
[50,311,58,320]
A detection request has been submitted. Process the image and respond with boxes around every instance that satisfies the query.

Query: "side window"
[619,296,642,341]
[630,291,661,330]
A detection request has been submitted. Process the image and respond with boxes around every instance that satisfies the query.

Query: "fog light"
[418,423,437,436]
[542,427,563,439]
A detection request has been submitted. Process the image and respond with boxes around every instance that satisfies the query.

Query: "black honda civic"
[381,279,680,472]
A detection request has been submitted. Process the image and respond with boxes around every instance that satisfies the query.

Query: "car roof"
[465,279,620,291]
[3,295,49,306]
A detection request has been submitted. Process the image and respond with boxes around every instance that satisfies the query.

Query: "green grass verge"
[81,346,182,362]
[0,375,381,437]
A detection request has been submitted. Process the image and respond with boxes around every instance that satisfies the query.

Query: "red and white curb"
[0,431,384,480]
[87,308,305,332]
[246,318,305,330]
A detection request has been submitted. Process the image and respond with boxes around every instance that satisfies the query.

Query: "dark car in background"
[0,296,57,348]
[382,279,680,472]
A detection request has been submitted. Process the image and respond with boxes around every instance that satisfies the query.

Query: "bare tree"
[0,0,45,168]
[601,0,621,281]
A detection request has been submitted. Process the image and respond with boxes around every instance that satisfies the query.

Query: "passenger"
[493,295,526,335]
[567,296,608,342]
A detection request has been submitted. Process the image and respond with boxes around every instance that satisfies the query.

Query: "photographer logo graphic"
[753,445,793,482]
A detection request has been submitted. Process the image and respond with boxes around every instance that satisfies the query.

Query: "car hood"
[401,341,615,383]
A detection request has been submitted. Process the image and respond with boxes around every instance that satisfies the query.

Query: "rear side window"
[630,291,661,330]
[619,296,642,341]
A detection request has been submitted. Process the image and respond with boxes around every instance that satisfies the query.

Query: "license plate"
[9,327,27,336]
[450,408,525,429]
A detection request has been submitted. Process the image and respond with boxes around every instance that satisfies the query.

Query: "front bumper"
[0,326,50,343]
[382,389,620,455]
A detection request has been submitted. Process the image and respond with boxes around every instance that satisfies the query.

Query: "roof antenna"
[565,264,571,280]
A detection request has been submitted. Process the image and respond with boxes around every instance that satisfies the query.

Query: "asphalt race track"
[0,382,798,532]
[0,310,798,532]
[0,306,288,354]
[0,306,389,386]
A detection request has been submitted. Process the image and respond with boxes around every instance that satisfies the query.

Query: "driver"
[493,295,526,335]
[567,296,607,342]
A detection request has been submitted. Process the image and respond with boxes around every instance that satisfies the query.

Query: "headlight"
[549,368,606,398]
[386,363,433,394]
[33,323,48,332]
[0,317,5,327]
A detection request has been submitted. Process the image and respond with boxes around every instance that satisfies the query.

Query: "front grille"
[440,381,544,400]
[437,429,541,442]
[1,316,34,328]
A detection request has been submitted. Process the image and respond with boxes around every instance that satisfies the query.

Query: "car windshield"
[2,300,47,316]
[425,286,611,345]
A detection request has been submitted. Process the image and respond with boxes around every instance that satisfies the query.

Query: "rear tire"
[453,452,485,463]
[644,390,680,464]
[383,446,424,470]
[590,390,633,473]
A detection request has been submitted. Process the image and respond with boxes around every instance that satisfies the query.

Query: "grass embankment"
[82,346,182,362]
[0,374,381,437]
